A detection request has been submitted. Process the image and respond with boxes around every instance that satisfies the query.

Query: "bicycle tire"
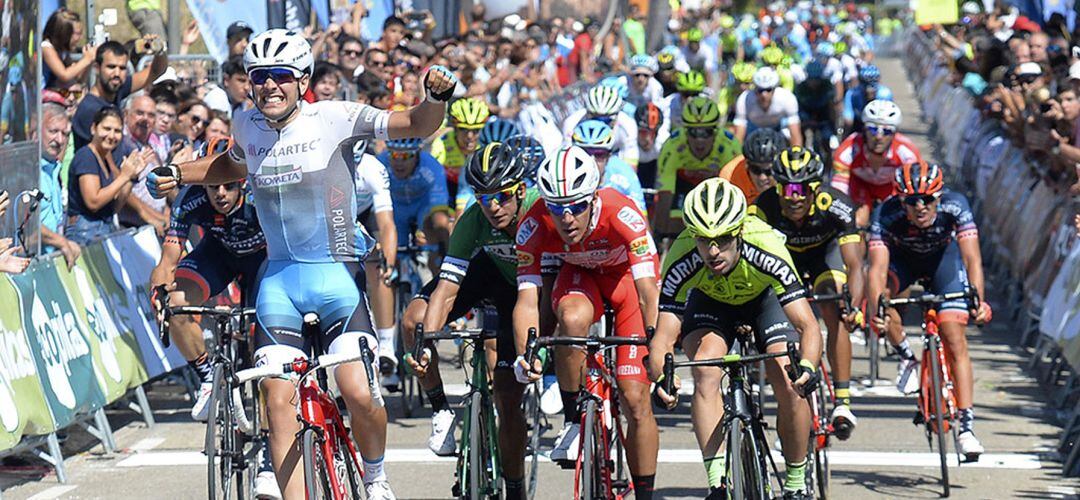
[730,418,770,500]
[814,382,831,499]
[868,327,880,385]
[469,390,483,500]
[928,335,951,497]
[301,427,332,499]
[525,382,542,500]
[205,364,227,499]
[332,429,364,499]
[580,399,599,500]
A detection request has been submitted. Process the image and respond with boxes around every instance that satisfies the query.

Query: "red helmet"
[894,161,943,196]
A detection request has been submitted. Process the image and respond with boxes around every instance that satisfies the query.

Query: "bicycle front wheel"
[525,382,542,500]
[928,336,951,497]
[205,364,237,500]
[813,382,831,499]
[729,418,770,500]
[301,428,332,499]
[579,399,601,500]
[868,327,880,385]
[332,429,364,499]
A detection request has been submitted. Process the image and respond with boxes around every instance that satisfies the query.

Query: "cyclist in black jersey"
[151,181,266,422]
[794,61,840,160]
[748,146,865,440]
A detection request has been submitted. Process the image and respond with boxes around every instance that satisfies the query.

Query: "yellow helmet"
[683,178,747,238]
[732,62,756,83]
[682,96,721,128]
[449,97,490,129]
[719,15,736,30]
[657,51,676,70]
[761,45,784,66]
[676,70,707,93]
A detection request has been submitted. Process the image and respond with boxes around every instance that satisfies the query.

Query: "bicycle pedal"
[611,479,629,490]
[912,411,924,425]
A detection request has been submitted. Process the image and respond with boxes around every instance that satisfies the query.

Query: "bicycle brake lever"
[412,323,428,368]
[359,336,376,388]
[523,327,539,372]
[784,341,801,383]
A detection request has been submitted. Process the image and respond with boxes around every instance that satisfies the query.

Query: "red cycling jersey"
[830,132,923,207]
[516,188,659,383]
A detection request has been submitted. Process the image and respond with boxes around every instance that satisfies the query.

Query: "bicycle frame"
[918,310,957,436]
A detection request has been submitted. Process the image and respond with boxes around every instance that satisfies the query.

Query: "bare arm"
[132,45,168,92]
[512,286,541,356]
[422,279,462,334]
[375,210,397,274]
[839,240,865,308]
[782,297,823,366]
[787,122,804,147]
[43,44,95,85]
[176,151,248,185]
[150,239,183,288]
[387,100,447,140]
[634,277,659,331]
[958,236,985,303]
[78,174,133,212]
[865,245,890,322]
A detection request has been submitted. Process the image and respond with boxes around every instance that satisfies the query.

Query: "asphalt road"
[4,57,1080,500]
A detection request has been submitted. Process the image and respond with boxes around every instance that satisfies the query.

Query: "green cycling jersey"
[438,187,541,285]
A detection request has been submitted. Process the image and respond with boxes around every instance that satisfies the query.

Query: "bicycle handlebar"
[232,337,375,385]
[876,289,981,321]
[661,341,802,403]
[412,322,499,370]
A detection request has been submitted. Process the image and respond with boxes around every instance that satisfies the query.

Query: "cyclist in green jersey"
[402,143,538,500]
[648,178,823,500]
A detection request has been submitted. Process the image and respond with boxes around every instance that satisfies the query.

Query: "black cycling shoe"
[705,484,728,500]
[782,489,814,500]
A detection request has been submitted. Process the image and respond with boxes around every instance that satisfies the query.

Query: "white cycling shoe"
[190,381,214,422]
[254,470,282,500]
[428,409,457,456]
[896,358,921,395]
[957,431,985,461]
[830,405,858,441]
[365,480,397,500]
[550,423,581,462]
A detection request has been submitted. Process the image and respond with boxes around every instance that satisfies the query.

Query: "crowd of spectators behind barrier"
[924,2,1080,235]
[10,1,890,277]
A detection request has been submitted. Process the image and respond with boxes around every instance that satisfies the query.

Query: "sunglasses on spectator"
[746,162,772,176]
[189,115,210,126]
[865,125,896,136]
[1016,74,1039,84]
[686,127,716,139]
[777,181,818,199]
[581,147,611,159]
[478,183,521,207]
[249,67,303,85]
[546,198,591,217]
[390,150,419,160]
[341,49,362,57]
[903,193,939,206]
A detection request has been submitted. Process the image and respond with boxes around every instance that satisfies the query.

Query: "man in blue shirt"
[40,101,81,266]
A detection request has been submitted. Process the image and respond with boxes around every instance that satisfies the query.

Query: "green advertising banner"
[53,252,149,402]
[8,261,108,430]
[0,275,56,450]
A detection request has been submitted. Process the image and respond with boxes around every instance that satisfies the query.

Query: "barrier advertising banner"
[0,275,56,449]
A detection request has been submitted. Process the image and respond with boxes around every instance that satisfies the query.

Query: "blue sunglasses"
[249,67,303,85]
[545,198,591,217]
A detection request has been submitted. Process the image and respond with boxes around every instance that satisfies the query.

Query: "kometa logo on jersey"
[616,206,646,233]
[253,165,303,188]
[517,218,539,245]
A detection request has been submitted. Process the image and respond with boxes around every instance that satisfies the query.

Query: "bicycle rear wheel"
[928,336,951,497]
[524,382,542,500]
[205,364,238,500]
[301,428,333,499]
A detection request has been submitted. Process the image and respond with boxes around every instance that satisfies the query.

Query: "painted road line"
[129,437,166,452]
[117,449,1043,470]
[26,485,78,500]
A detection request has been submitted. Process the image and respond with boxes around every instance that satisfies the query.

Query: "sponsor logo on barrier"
[72,266,123,384]
[31,294,89,410]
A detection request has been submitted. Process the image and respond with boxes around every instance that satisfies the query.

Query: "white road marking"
[129,437,166,452]
[26,485,78,500]
[115,449,1043,470]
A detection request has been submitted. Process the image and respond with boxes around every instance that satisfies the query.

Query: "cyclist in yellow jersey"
[431,97,489,199]
[654,97,742,235]
[648,178,823,499]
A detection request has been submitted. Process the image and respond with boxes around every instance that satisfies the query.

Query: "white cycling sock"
[377,327,396,352]
[362,456,387,483]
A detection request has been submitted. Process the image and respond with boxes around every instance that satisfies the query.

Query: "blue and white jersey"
[602,156,647,215]
[229,100,389,263]
[377,150,450,215]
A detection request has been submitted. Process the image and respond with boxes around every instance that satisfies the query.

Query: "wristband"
[799,359,816,373]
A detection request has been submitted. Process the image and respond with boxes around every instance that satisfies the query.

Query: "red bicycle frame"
[295,364,364,500]
[574,348,633,500]
[810,363,836,450]
[918,310,957,435]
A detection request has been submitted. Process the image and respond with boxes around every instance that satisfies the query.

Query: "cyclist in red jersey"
[830,99,923,227]
[513,146,661,499]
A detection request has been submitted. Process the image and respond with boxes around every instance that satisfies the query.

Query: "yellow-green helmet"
[732,62,756,83]
[687,27,704,43]
[676,70,707,93]
[719,15,736,30]
[761,45,784,66]
[449,97,490,129]
[834,41,848,55]
[682,96,720,128]
[683,178,747,238]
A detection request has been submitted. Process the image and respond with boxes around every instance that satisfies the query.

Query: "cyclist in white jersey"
[351,139,400,386]
[146,29,456,500]
[733,66,804,147]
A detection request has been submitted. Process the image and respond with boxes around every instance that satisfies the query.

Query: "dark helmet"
[743,129,790,164]
[465,142,527,193]
[772,146,825,184]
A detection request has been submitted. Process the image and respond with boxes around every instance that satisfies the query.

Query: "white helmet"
[862,99,902,128]
[753,67,780,89]
[243,29,314,75]
[536,146,600,204]
[584,85,623,117]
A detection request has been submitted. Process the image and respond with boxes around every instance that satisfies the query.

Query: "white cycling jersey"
[561,108,640,166]
[733,87,801,131]
[355,152,392,214]
[229,100,389,263]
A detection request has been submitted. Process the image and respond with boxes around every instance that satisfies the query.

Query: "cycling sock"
[561,390,581,424]
[959,407,975,434]
[258,433,274,472]
[895,339,916,360]
[191,352,213,382]
[376,327,395,351]
[783,458,808,492]
[834,381,851,408]
[704,455,726,489]
[362,456,386,484]
[504,477,525,500]
[426,386,449,413]
[631,474,655,500]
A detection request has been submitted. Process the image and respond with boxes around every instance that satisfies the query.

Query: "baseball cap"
[153,66,178,85]
[1069,61,1080,80]
[226,21,253,41]
[1016,61,1043,76]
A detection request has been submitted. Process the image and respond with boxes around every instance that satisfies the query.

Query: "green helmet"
[687,27,704,43]
[761,45,784,66]
[676,70,707,93]
[682,96,721,128]
[684,178,747,239]
[732,62,756,83]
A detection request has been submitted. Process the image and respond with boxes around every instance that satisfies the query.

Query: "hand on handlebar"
[788,359,821,398]
[514,355,542,384]
[973,301,993,325]
[652,374,681,410]
[405,346,432,377]
[843,308,865,331]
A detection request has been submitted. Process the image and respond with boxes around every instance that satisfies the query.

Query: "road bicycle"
[662,340,804,500]
[878,289,979,498]
[234,315,376,499]
[414,324,502,500]
[156,288,261,500]
[805,288,855,499]
[390,238,428,417]
[524,329,646,500]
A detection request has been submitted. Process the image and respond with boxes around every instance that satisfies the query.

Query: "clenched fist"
[423,65,458,103]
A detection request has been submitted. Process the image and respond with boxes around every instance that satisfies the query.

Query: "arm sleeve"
[658,235,700,315]
[439,208,479,284]
[613,204,657,280]
[364,155,393,213]
[842,90,855,122]
[732,92,749,127]
[166,188,196,241]
[782,91,800,124]
[515,212,546,289]
[828,191,861,245]
[617,114,640,166]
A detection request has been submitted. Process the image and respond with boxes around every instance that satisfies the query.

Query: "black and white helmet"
[243,29,314,75]
[862,99,902,128]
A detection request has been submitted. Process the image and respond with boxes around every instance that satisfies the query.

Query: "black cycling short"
[638,159,658,194]
[681,287,798,353]
[175,236,266,306]
[791,239,846,292]
[414,252,517,370]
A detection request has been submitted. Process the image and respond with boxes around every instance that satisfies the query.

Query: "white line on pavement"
[115,448,1043,470]
[26,485,78,500]
[129,437,166,452]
